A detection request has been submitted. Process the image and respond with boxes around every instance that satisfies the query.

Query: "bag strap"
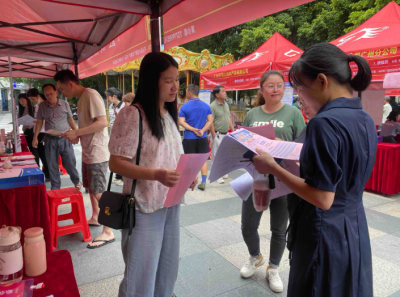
[107,104,143,195]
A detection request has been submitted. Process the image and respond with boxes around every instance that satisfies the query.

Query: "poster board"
[360,90,385,126]
[199,89,211,105]
[281,82,293,106]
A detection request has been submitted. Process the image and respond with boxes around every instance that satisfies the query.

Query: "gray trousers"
[45,136,80,190]
[119,205,180,297]
[241,194,289,268]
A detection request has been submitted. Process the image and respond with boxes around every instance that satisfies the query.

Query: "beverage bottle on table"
[252,174,271,212]
[0,225,23,284]
[5,138,12,155]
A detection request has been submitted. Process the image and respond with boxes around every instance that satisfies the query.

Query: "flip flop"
[87,238,115,249]
[88,223,101,227]
[75,182,82,190]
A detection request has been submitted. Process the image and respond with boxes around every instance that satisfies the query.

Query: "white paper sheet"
[17,115,36,126]
[209,135,258,183]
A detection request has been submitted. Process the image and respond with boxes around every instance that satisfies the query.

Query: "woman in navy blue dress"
[252,43,376,297]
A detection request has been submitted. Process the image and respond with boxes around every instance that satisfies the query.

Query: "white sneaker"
[240,254,266,278]
[223,174,229,179]
[114,179,124,186]
[266,267,283,293]
[217,178,225,184]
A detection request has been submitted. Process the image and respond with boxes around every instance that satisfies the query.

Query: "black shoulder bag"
[98,105,143,236]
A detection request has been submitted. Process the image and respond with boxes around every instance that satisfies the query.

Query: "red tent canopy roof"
[200,33,303,90]
[331,1,400,53]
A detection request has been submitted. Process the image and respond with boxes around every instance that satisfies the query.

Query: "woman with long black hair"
[252,43,376,297]
[109,52,198,297]
[27,88,49,179]
[18,93,37,156]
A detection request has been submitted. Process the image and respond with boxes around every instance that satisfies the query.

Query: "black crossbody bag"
[98,105,143,236]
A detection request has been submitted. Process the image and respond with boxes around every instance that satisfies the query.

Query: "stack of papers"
[209,125,303,201]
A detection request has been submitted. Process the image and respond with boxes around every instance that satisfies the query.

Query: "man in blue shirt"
[179,84,213,190]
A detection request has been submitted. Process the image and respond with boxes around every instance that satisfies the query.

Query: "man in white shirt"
[383,97,392,124]
[105,87,125,186]
[106,87,125,130]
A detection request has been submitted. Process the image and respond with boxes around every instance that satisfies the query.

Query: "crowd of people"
[16,41,377,297]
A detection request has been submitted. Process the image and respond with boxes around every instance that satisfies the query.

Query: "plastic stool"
[42,155,67,175]
[59,155,67,175]
[47,187,92,250]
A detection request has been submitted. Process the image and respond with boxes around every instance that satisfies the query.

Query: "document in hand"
[164,152,210,208]
[230,160,300,201]
[209,129,302,183]
[237,124,275,140]
[17,115,36,126]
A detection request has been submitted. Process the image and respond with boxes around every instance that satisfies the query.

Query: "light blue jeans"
[119,205,180,297]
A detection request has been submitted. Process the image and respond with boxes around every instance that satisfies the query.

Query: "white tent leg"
[236,90,238,104]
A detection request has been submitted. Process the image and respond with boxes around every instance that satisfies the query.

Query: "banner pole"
[8,55,21,152]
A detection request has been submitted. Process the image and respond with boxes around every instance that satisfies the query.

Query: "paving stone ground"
[40,132,400,297]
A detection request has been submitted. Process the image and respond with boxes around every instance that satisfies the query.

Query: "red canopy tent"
[77,0,313,78]
[200,33,303,91]
[330,1,400,87]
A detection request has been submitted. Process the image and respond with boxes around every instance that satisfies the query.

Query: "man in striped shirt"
[33,83,81,190]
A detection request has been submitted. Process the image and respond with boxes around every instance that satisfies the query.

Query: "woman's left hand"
[253,149,278,175]
[190,176,199,191]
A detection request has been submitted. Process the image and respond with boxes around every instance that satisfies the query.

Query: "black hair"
[27,88,47,101]
[387,110,399,122]
[105,87,123,101]
[260,70,284,88]
[289,42,372,92]
[42,84,57,92]
[212,85,225,97]
[54,69,80,85]
[187,84,199,96]
[133,52,179,140]
[18,93,34,118]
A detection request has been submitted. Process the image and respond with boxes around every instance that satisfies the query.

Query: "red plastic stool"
[59,155,67,175]
[42,155,67,175]
[47,187,92,250]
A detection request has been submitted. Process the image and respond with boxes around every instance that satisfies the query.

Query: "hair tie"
[348,54,354,63]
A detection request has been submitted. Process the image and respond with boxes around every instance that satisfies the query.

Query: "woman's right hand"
[155,169,181,187]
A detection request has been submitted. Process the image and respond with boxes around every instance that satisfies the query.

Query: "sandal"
[87,238,115,249]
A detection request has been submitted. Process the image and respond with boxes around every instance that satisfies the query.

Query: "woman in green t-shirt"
[239,70,305,293]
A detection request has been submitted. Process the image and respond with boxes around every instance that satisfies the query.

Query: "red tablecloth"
[365,143,400,195]
[20,134,29,152]
[23,250,80,297]
[0,184,52,252]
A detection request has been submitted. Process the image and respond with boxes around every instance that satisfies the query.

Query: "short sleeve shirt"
[109,101,126,129]
[243,105,305,141]
[210,100,231,133]
[108,104,184,214]
[36,99,72,132]
[179,99,212,139]
[380,120,400,137]
[78,88,110,164]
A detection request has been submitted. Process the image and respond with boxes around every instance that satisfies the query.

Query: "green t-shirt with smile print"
[243,104,305,141]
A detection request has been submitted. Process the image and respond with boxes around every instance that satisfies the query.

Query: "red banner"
[163,0,313,50]
[78,16,151,78]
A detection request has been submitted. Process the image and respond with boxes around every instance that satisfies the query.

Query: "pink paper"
[241,124,275,140]
[164,153,210,208]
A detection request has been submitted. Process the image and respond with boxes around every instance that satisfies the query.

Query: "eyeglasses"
[263,84,284,90]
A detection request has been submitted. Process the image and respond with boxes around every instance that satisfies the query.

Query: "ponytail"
[348,54,372,92]
[289,43,372,92]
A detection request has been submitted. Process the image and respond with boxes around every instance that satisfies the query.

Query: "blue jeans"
[241,194,288,268]
[119,205,180,297]
[45,136,80,190]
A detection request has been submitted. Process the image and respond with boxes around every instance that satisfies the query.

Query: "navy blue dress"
[288,98,377,297]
